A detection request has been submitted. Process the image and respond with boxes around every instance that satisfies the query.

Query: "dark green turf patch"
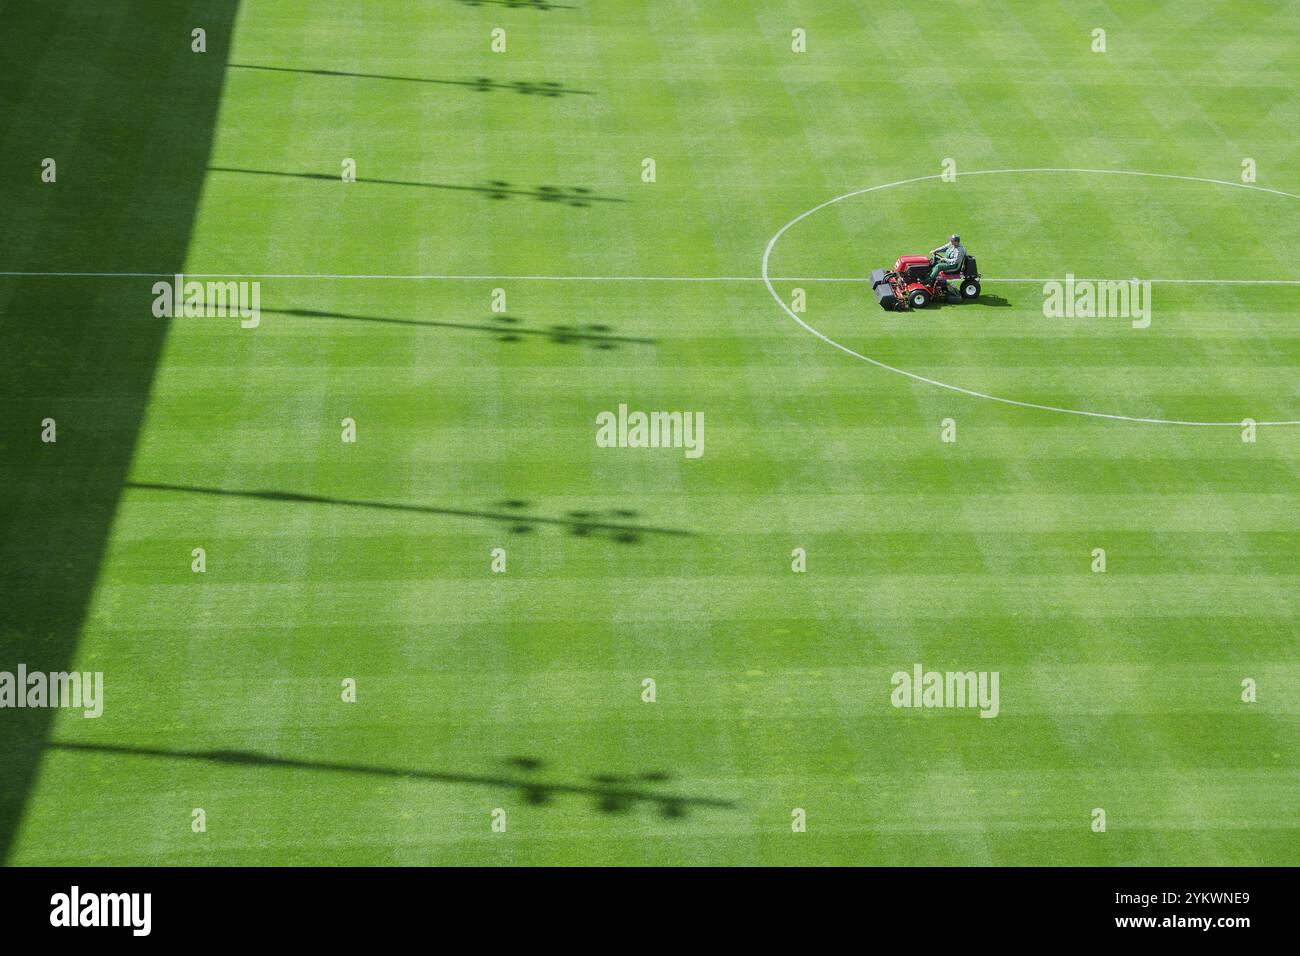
[0,0,238,861]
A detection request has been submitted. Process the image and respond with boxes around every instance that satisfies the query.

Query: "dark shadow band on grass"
[49,741,733,817]
[0,1,240,863]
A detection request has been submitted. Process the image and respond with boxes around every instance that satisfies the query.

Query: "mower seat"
[939,253,967,279]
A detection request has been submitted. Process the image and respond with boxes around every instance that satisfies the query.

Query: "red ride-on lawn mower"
[870,253,981,311]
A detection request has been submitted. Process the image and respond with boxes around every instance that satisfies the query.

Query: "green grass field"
[2,0,1298,865]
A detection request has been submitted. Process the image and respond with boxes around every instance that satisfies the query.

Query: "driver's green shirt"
[932,243,966,268]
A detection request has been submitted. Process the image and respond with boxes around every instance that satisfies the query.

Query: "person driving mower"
[870,238,981,311]
[928,234,966,284]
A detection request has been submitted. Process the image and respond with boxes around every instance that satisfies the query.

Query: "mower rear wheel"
[908,289,931,309]
[960,278,981,300]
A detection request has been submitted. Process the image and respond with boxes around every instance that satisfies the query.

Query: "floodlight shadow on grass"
[124,481,693,542]
[263,307,656,349]
[48,741,731,818]
[455,0,577,10]
[208,166,624,206]
[229,63,594,97]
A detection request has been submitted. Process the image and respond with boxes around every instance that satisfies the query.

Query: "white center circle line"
[760,167,1300,427]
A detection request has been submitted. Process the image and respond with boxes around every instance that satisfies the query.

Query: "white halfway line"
[0,271,1298,284]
